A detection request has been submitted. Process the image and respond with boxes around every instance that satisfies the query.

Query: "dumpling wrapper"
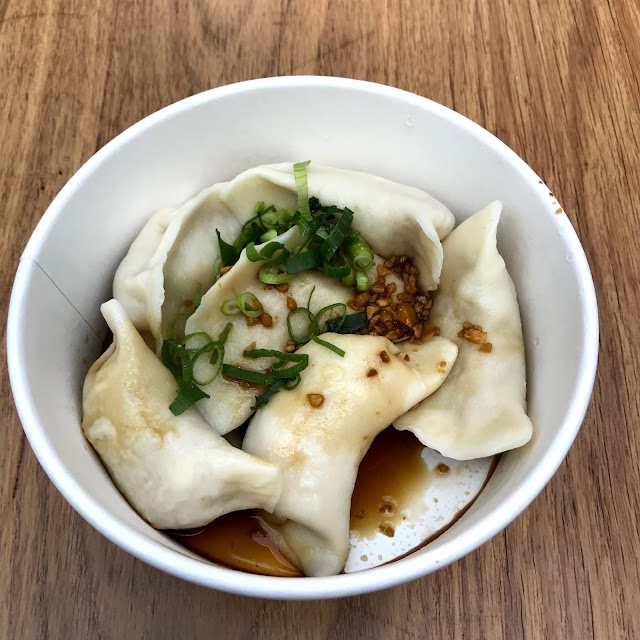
[113,184,245,352]
[395,201,533,460]
[219,162,456,291]
[82,299,282,529]
[184,227,355,435]
[242,333,458,577]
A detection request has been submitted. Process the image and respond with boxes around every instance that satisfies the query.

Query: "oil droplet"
[566,254,574,263]
[436,463,450,475]
[360,554,368,562]
[404,115,414,127]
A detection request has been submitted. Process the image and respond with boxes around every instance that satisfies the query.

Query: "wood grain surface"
[1,0,638,638]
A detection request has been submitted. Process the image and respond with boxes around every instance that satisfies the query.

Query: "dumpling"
[82,299,282,529]
[219,162,456,291]
[113,184,245,352]
[394,201,533,460]
[184,227,355,435]
[242,333,458,577]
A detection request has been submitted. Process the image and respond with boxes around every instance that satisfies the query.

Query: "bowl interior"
[7,77,598,598]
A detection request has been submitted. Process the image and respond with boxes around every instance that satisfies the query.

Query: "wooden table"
[1,0,638,637]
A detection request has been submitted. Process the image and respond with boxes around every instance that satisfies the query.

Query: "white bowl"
[7,77,598,599]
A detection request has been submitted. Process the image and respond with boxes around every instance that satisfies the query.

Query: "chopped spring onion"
[191,341,224,385]
[237,292,263,318]
[260,229,278,242]
[293,160,312,222]
[287,307,319,344]
[310,334,346,357]
[221,364,277,386]
[221,292,264,318]
[258,263,293,284]
[162,323,233,414]
[221,299,240,316]
[326,310,368,333]
[252,379,286,411]
[162,339,210,415]
[285,248,322,274]
[246,241,290,264]
[243,348,309,378]
[322,252,351,279]
[355,270,370,292]
[315,303,347,332]
[320,207,353,263]
[345,230,374,271]
[217,230,240,267]
[341,270,355,287]
[233,219,264,253]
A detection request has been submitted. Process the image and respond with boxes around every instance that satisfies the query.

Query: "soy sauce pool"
[168,427,497,576]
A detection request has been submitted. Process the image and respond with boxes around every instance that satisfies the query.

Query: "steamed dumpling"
[184,228,355,435]
[242,333,457,577]
[113,184,244,352]
[82,299,282,529]
[219,162,456,290]
[394,201,533,459]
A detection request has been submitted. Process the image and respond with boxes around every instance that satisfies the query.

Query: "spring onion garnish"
[293,160,312,222]
[162,323,232,415]
[315,303,347,332]
[310,334,346,357]
[216,230,240,267]
[287,307,319,344]
[246,241,290,264]
[345,230,374,271]
[221,298,240,316]
[252,379,286,411]
[341,270,355,287]
[326,310,368,333]
[233,219,264,253]
[221,292,264,317]
[221,365,277,385]
[322,252,351,279]
[260,229,278,242]
[258,263,293,284]
[195,286,202,310]
[285,249,322,274]
[238,292,263,317]
[243,349,309,378]
[320,208,353,263]
[355,270,370,292]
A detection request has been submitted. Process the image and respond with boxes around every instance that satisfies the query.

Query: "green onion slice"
[355,270,370,292]
[243,348,310,379]
[221,299,240,316]
[237,292,263,318]
[310,334,346,357]
[259,263,293,284]
[285,248,321,274]
[252,379,286,411]
[221,364,277,385]
[293,160,312,221]
[246,241,290,264]
[191,342,224,385]
[287,307,319,344]
[326,310,368,333]
[217,229,240,267]
[322,251,351,279]
[315,303,347,332]
[345,230,374,271]
[320,207,353,263]
[260,229,278,242]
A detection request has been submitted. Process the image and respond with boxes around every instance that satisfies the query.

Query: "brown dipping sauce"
[167,427,497,576]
